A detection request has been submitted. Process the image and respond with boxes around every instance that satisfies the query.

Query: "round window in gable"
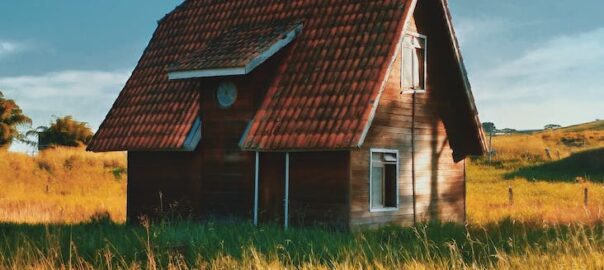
[216,81,237,108]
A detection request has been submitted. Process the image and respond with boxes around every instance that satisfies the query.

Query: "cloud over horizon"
[460,23,604,129]
[0,69,130,152]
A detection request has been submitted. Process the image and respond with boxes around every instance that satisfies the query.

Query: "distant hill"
[498,120,604,135]
[555,120,604,132]
[491,119,604,165]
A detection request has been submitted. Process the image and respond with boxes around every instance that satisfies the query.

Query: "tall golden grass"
[0,147,126,224]
[491,129,604,162]
[0,128,602,269]
[468,129,604,225]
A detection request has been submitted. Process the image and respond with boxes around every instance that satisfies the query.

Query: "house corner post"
[284,152,290,230]
[254,151,259,226]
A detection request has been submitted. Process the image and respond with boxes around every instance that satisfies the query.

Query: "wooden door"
[258,152,285,224]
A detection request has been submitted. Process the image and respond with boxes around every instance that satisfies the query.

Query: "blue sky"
[1,1,603,152]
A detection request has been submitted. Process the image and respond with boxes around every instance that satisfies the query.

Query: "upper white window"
[369,149,399,211]
[402,33,427,93]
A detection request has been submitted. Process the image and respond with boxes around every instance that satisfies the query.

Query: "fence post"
[584,187,588,207]
[508,186,513,206]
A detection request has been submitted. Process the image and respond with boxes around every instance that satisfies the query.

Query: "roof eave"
[440,0,488,154]
[356,0,419,148]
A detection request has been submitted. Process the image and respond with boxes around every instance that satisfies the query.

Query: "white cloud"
[0,70,129,99]
[455,17,510,46]
[0,41,28,58]
[471,28,604,129]
[0,70,130,153]
[0,69,129,130]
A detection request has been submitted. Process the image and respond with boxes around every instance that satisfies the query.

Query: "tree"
[0,91,32,149]
[544,124,561,130]
[482,122,497,134]
[481,122,497,162]
[500,128,517,134]
[34,116,94,149]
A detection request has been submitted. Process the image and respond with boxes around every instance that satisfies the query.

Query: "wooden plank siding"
[258,152,350,228]
[289,152,350,228]
[349,11,466,229]
[126,49,288,222]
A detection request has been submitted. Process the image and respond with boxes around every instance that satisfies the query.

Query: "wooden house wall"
[349,10,466,229]
[289,152,350,228]
[126,50,287,222]
[258,151,350,228]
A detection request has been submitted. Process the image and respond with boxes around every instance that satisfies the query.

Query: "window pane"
[413,36,426,49]
[402,34,426,91]
[412,47,421,89]
[384,153,397,162]
[372,152,382,162]
[416,47,425,90]
[371,166,384,209]
[402,46,414,89]
[384,164,397,207]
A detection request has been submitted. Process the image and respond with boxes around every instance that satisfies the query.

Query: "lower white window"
[369,149,399,211]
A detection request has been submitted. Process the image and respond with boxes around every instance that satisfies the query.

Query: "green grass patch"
[1,219,604,269]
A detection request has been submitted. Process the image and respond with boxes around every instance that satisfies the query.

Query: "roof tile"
[89,0,411,152]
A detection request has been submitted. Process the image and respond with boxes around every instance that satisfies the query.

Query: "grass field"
[0,121,602,269]
[0,147,126,224]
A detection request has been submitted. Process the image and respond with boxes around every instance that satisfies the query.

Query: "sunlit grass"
[467,161,604,225]
[468,129,604,225]
[0,127,602,268]
[0,147,126,224]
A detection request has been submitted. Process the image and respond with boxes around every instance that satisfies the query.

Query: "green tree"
[0,91,32,149]
[482,122,497,162]
[35,116,94,149]
[544,124,562,130]
[482,122,497,134]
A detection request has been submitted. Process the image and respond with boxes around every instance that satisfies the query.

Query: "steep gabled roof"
[88,0,485,157]
[88,0,413,152]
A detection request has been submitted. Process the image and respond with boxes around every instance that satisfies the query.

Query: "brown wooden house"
[88,0,486,229]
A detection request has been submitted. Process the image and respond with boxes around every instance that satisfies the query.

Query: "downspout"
[284,152,290,230]
[254,152,259,226]
[463,159,467,224]
[412,91,417,224]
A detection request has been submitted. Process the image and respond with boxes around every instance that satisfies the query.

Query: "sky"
[0,0,603,152]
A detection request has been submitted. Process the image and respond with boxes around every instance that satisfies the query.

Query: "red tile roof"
[88,0,413,152]
[168,21,302,76]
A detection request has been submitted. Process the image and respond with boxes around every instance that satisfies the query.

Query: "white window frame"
[401,32,427,94]
[369,148,400,212]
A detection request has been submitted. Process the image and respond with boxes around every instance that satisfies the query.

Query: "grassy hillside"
[0,147,126,223]
[492,127,603,163]
[466,126,604,224]
[557,119,604,132]
[507,148,604,182]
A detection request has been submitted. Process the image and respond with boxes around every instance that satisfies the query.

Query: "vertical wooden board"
[289,152,350,228]
[258,152,285,224]
[127,150,203,221]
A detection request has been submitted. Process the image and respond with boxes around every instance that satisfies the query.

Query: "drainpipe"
[412,91,417,224]
[284,152,290,230]
[254,152,259,226]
